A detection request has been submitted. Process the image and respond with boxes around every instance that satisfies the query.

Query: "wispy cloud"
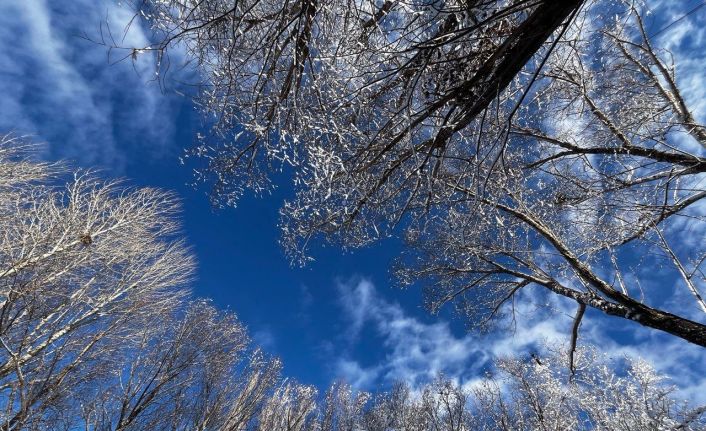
[333,277,706,404]
[0,0,183,171]
[333,278,566,391]
[650,0,706,128]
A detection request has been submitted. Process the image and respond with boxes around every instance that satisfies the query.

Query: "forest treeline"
[0,135,704,429]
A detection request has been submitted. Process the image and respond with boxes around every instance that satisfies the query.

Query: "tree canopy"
[126,0,706,349]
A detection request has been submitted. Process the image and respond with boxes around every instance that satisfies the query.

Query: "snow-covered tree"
[0,135,193,428]
[125,0,582,205]
[0,136,289,430]
[383,2,706,348]
[0,132,704,428]
[304,347,706,430]
[128,0,706,347]
[466,347,706,430]
[257,382,319,431]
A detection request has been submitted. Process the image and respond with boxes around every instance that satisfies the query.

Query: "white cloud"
[337,278,377,338]
[0,0,184,170]
[333,277,706,405]
[333,278,570,391]
[650,0,706,127]
[336,358,381,389]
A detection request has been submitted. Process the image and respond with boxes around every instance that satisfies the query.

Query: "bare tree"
[309,347,706,430]
[1,134,704,429]
[273,1,706,349]
[127,0,706,347]
[317,382,371,431]
[0,136,195,429]
[0,136,292,430]
[360,384,427,431]
[256,381,318,431]
[122,0,582,205]
[85,300,256,431]
[470,347,706,430]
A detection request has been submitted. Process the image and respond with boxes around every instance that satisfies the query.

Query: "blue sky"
[2,0,706,402]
